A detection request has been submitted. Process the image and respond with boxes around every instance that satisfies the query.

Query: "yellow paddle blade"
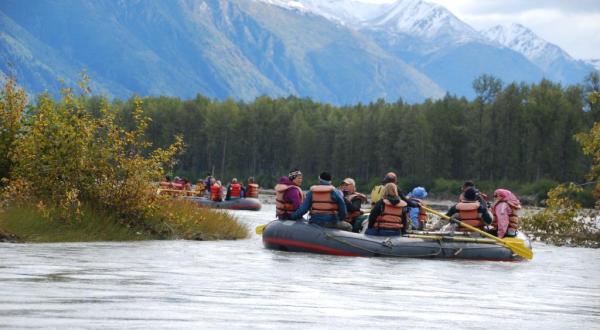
[255,224,266,235]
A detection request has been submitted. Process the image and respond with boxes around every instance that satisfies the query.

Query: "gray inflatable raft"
[185,197,261,211]
[262,220,532,261]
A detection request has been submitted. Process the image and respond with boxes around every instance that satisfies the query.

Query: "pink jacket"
[492,189,521,238]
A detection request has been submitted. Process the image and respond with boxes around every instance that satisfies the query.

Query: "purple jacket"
[278,176,303,211]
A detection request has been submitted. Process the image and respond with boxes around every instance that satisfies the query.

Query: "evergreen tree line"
[101,74,598,193]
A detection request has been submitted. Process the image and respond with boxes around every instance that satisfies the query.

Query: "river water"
[1,204,599,329]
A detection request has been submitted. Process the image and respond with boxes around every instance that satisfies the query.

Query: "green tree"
[0,78,27,181]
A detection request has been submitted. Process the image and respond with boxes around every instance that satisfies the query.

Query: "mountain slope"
[0,0,444,104]
[266,0,545,97]
[483,23,596,84]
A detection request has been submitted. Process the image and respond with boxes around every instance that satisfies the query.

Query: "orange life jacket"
[344,192,367,223]
[210,183,222,201]
[374,199,407,230]
[456,201,485,230]
[412,198,428,224]
[491,201,520,232]
[309,185,339,216]
[246,183,259,198]
[230,183,241,198]
[275,183,304,218]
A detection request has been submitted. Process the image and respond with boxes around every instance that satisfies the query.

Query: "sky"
[364,0,600,60]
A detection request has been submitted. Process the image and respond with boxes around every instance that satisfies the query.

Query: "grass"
[0,199,249,243]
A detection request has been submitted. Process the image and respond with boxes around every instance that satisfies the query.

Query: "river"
[1,204,599,329]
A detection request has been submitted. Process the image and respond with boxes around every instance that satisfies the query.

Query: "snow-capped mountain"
[483,23,570,71]
[483,23,596,84]
[1,0,595,103]
[261,0,480,42]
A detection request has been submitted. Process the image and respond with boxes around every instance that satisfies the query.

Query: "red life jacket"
[230,183,241,198]
[491,200,520,232]
[210,183,221,201]
[246,183,259,198]
[374,199,407,230]
[456,201,485,230]
[275,183,304,218]
[309,185,339,216]
[344,192,367,223]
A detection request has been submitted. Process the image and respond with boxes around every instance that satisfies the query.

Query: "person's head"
[248,177,255,184]
[493,189,511,201]
[341,178,356,194]
[319,172,332,185]
[410,186,427,199]
[232,178,238,183]
[382,172,397,184]
[288,168,303,186]
[383,182,399,199]
[217,180,222,186]
[165,175,171,181]
[462,180,475,191]
[463,187,477,201]
[209,177,216,184]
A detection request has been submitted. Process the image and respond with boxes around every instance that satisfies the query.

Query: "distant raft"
[262,220,532,261]
[186,196,262,211]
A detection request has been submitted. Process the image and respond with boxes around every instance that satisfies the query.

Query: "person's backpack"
[370,185,384,205]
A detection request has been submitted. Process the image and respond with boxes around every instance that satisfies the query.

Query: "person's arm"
[368,201,383,228]
[494,202,509,237]
[291,191,312,220]
[446,205,458,218]
[349,198,362,212]
[334,191,347,221]
[399,189,420,208]
[480,204,492,225]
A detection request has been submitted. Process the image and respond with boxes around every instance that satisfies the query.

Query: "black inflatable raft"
[262,220,532,261]
[185,197,262,211]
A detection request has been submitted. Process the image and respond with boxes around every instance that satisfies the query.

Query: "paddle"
[255,224,266,235]
[421,205,533,260]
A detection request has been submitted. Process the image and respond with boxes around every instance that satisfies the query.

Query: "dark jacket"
[446,202,493,225]
[291,183,347,223]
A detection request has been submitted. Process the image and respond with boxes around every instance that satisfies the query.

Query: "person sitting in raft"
[291,172,352,231]
[446,187,492,232]
[459,180,489,207]
[210,180,223,202]
[226,178,243,200]
[366,183,408,236]
[490,189,521,238]
[245,177,260,198]
[407,186,428,231]
[340,177,368,232]
[370,172,421,209]
[194,179,206,196]
[274,169,304,220]
[204,174,214,197]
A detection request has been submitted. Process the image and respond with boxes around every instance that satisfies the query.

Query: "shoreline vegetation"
[1,75,599,247]
[0,77,248,243]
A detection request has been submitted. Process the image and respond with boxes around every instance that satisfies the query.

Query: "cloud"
[426,0,600,59]
[447,0,600,15]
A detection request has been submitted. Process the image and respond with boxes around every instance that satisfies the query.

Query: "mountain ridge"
[0,0,596,104]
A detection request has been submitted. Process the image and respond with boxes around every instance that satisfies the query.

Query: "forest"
[99,74,599,201]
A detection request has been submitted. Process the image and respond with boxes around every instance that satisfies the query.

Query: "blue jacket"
[291,183,347,223]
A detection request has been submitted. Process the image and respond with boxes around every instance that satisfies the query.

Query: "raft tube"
[262,220,532,261]
[186,197,262,211]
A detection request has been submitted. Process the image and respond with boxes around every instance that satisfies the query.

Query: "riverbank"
[0,199,249,243]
